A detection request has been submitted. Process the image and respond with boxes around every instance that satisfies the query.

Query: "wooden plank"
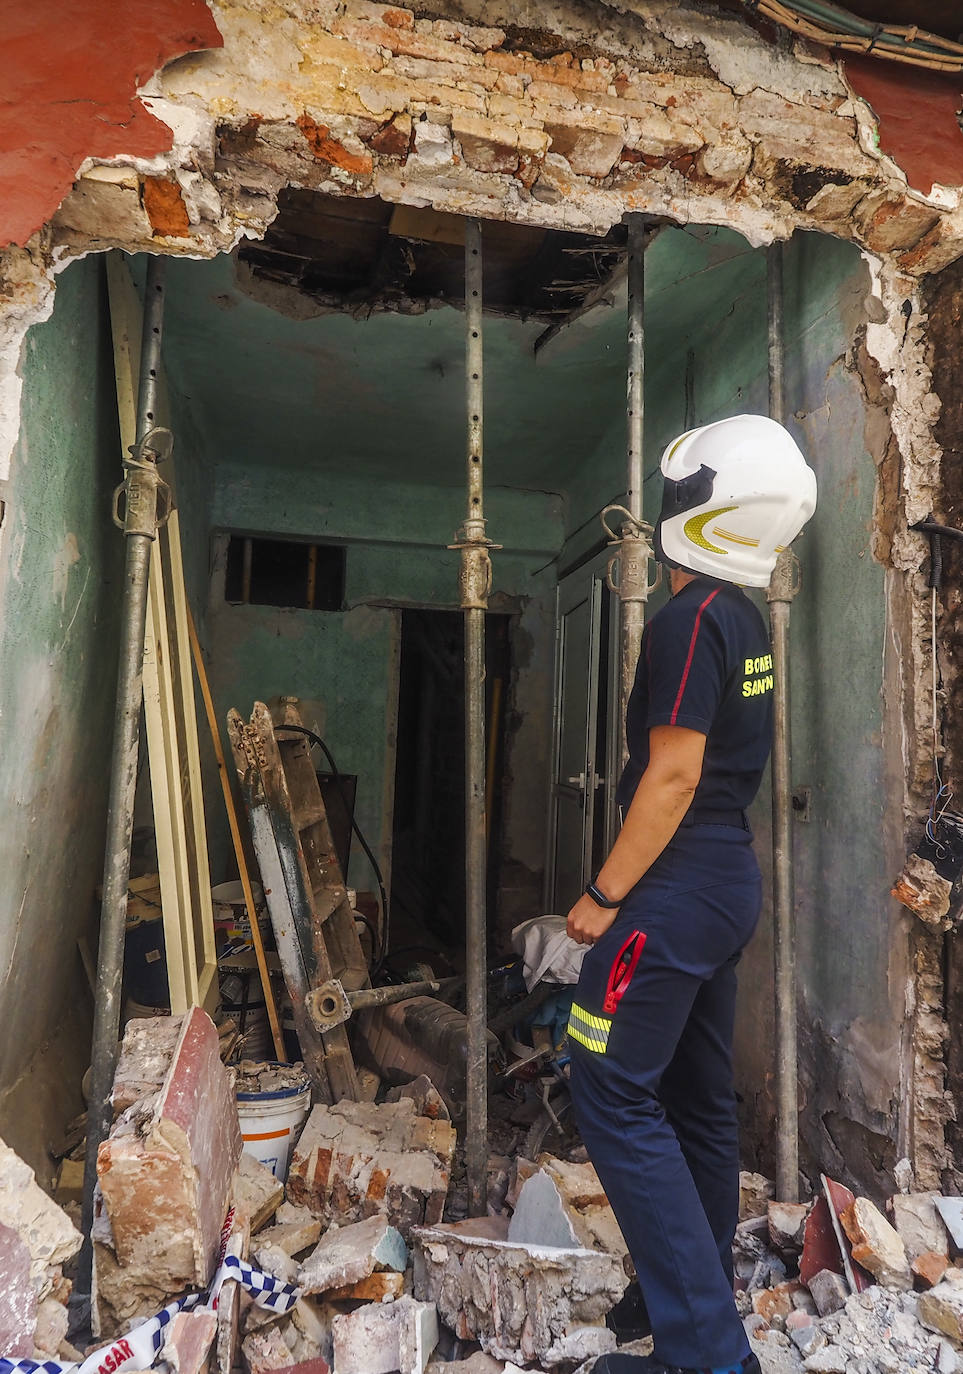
[188,605,286,1061]
[106,252,218,1015]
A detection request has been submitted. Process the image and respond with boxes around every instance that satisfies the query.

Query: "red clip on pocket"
[602,929,647,1014]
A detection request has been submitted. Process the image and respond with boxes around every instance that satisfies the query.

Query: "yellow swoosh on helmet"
[683,506,738,553]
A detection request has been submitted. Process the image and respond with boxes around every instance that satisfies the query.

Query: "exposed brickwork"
[143,177,192,237]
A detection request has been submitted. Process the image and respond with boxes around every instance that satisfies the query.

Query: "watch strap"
[584,879,622,910]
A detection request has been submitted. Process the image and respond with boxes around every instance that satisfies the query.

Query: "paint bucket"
[236,1068,312,1181]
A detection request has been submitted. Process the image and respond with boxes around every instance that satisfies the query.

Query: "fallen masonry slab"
[526,1155,627,1260]
[411,1223,626,1367]
[98,1007,242,1291]
[287,1098,455,1238]
[299,1214,407,1294]
[840,1197,912,1290]
[111,1014,183,1116]
[915,1250,951,1288]
[891,1193,949,1261]
[332,1295,438,1374]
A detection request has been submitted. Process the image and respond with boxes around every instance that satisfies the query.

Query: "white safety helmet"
[654,414,817,588]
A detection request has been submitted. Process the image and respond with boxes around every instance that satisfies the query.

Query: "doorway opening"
[389,608,511,971]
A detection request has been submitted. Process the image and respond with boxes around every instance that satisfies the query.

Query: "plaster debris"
[741,1171,777,1221]
[411,1221,625,1367]
[299,1213,408,1294]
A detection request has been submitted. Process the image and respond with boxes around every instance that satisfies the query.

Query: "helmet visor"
[654,464,716,564]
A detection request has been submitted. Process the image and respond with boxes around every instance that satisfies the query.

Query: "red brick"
[142,177,190,237]
[297,115,374,177]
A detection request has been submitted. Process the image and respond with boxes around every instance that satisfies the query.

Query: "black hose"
[275,723,390,971]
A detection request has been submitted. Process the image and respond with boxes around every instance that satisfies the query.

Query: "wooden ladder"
[228,700,369,1101]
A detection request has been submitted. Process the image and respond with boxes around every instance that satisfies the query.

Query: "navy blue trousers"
[569,824,761,1369]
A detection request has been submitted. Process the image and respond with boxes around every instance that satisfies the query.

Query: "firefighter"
[566,415,817,1374]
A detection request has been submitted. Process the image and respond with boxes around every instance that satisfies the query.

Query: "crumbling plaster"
[0,0,959,1176]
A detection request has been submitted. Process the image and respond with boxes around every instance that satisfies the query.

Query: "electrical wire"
[926,584,954,855]
[743,1,963,72]
[274,723,391,971]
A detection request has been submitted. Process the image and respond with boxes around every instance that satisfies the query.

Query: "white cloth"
[511,915,588,991]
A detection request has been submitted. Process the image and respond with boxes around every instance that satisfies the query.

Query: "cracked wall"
[0,0,959,1178]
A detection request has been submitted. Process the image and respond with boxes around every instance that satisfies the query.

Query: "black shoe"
[606,1280,653,1342]
[595,1353,762,1374]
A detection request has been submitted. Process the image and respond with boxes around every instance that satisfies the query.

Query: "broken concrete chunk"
[411,1223,625,1367]
[0,1136,82,1297]
[287,1098,454,1239]
[385,1074,451,1122]
[891,1192,949,1261]
[768,1200,810,1252]
[235,1150,284,1233]
[256,1206,322,1257]
[806,1267,849,1316]
[0,1220,37,1357]
[739,1171,775,1221]
[751,1280,806,1324]
[98,1007,242,1290]
[332,1295,438,1374]
[891,853,952,926]
[802,1348,849,1373]
[920,1280,963,1341]
[33,1294,69,1356]
[112,1013,183,1115]
[256,1242,300,1284]
[840,1196,912,1290]
[299,1214,407,1294]
[162,1310,219,1374]
[242,1322,295,1374]
[425,1356,504,1374]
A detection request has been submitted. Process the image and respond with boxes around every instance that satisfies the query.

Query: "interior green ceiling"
[155,223,765,495]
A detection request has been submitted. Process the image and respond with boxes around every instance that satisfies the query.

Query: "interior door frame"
[544,549,621,912]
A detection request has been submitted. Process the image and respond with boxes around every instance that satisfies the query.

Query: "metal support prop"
[604,215,655,769]
[766,240,801,1204]
[450,219,497,1216]
[80,259,171,1292]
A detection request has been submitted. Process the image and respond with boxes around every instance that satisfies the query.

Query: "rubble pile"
[0,1135,82,1359]
[733,1174,963,1374]
[11,1008,963,1374]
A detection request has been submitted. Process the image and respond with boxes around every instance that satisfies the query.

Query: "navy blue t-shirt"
[616,578,774,818]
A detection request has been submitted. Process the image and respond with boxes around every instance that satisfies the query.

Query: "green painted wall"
[0,256,123,1173]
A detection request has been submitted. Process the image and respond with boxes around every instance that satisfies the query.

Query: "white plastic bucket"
[236,1072,311,1181]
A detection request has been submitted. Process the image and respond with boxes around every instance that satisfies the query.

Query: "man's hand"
[567,893,618,946]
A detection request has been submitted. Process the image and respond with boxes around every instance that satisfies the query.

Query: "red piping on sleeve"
[669,588,720,725]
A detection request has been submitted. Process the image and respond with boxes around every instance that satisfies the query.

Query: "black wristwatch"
[584,879,622,909]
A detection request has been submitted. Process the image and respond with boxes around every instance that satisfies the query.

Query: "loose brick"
[805,1268,848,1317]
[769,1201,810,1252]
[297,115,374,177]
[368,113,412,157]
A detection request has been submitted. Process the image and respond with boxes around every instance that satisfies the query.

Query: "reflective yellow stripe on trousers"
[568,1003,611,1055]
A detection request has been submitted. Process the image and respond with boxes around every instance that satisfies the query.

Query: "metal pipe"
[766,240,800,1203]
[618,216,647,766]
[463,218,489,1217]
[79,259,169,1295]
